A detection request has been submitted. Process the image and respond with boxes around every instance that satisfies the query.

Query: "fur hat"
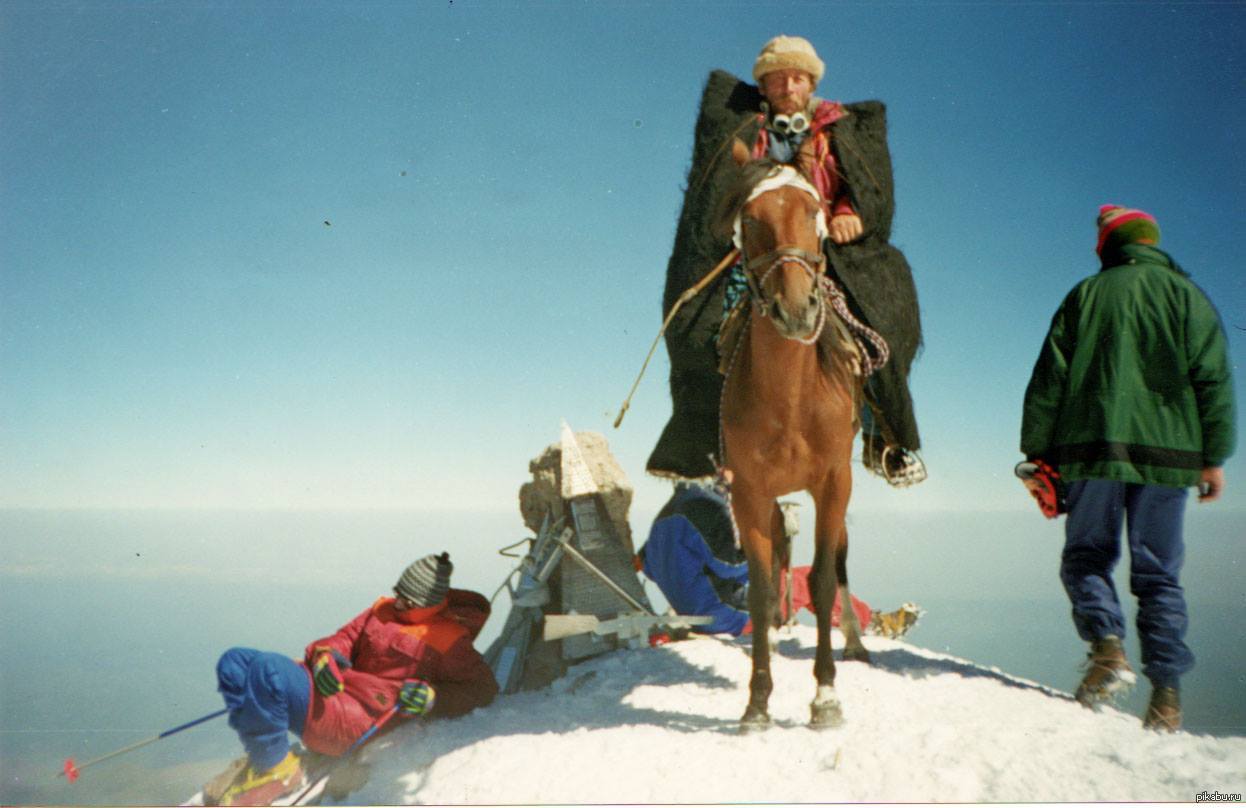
[753,35,825,84]
[394,552,453,607]
[1096,204,1160,255]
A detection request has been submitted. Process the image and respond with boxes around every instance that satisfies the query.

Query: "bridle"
[729,164,892,369]
[741,246,827,345]
[733,167,831,345]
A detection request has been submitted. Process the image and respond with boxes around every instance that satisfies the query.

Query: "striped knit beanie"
[1096,204,1160,255]
[395,552,452,607]
[753,35,825,84]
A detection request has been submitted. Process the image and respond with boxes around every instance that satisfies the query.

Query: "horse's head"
[723,142,828,342]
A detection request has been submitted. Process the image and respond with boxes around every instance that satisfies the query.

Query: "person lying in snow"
[204,552,498,806]
[638,473,921,639]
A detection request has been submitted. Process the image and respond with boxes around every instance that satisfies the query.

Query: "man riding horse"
[647,35,925,488]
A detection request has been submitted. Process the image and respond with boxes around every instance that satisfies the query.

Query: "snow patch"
[312,627,1245,803]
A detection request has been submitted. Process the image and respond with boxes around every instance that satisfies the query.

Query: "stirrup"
[866,445,927,488]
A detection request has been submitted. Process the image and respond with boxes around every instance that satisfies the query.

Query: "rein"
[741,246,828,346]
[744,246,825,274]
[817,274,890,377]
[731,166,889,371]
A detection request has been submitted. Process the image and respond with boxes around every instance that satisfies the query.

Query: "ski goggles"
[768,111,810,135]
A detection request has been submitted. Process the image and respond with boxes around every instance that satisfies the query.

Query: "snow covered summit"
[333,626,1245,804]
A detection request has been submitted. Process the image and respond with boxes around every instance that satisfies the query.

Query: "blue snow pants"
[1060,479,1194,688]
[216,648,311,771]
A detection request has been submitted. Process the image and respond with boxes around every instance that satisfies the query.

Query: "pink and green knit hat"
[1096,204,1160,255]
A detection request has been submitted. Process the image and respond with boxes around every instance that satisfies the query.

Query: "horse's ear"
[731,138,751,167]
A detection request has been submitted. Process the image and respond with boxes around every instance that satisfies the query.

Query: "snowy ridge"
[328,626,1245,804]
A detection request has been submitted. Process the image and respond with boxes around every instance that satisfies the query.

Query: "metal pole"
[555,529,654,616]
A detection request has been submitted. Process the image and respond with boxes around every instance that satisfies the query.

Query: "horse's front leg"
[807,548,843,728]
[735,491,777,730]
[808,468,852,728]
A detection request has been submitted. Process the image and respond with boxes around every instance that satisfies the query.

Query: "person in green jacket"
[1021,204,1236,732]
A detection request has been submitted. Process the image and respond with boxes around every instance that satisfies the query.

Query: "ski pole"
[287,703,400,804]
[60,707,228,783]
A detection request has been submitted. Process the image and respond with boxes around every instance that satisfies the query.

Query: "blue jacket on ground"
[640,484,749,635]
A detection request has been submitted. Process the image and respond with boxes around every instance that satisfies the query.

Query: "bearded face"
[760,68,815,116]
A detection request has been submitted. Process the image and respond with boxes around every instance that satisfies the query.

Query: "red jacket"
[752,99,856,218]
[298,588,498,756]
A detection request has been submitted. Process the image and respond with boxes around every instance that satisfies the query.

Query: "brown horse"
[717,145,868,730]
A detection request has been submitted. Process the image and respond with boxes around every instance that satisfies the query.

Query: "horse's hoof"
[739,706,772,733]
[843,644,871,664]
[810,685,844,728]
[810,701,844,729]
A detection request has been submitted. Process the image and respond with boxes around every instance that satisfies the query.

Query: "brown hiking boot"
[1143,686,1182,732]
[1074,635,1136,708]
[218,750,305,806]
[203,756,248,806]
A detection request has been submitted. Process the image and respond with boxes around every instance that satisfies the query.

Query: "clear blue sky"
[2,0,1243,518]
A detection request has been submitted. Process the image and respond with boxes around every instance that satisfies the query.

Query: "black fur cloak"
[646,70,922,479]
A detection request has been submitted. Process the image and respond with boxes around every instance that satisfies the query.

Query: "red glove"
[1015,459,1066,518]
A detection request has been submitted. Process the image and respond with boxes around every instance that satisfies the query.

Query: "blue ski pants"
[216,648,311,771]
[1060,479,1194,688]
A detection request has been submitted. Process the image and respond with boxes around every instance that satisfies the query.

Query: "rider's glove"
[398,679,436,717]
[312,649,350,698]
